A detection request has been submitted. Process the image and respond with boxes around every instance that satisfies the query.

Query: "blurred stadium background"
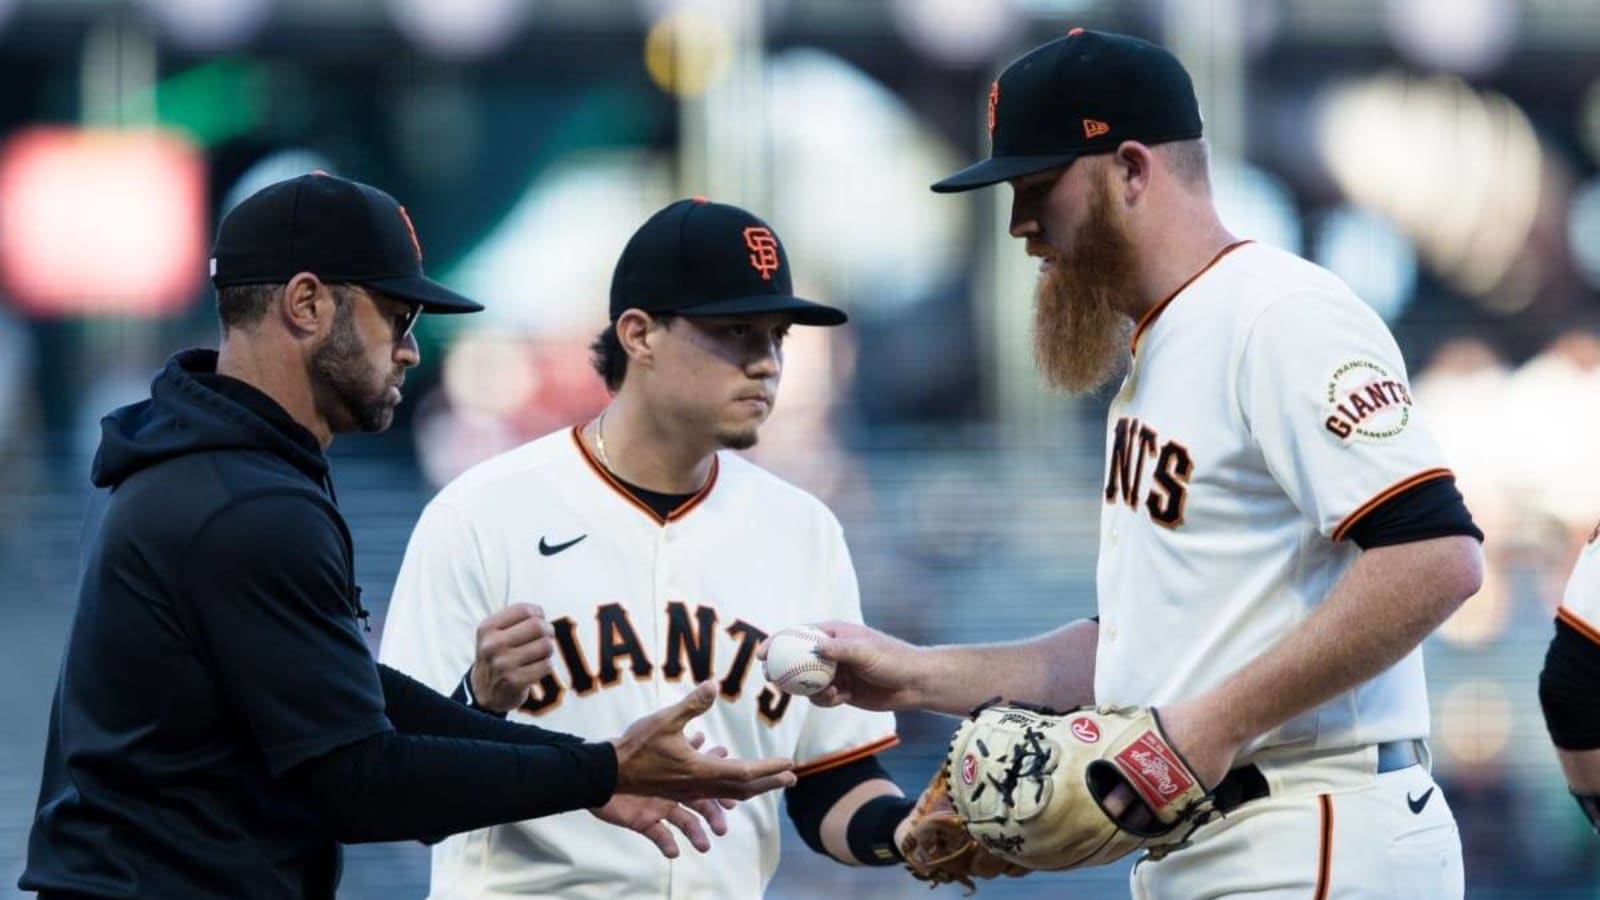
[1,0,1598,896]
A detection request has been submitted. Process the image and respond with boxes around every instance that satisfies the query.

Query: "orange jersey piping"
[1130,239,1253,354]
[1558,606,1600,647]
[569,426,719,526]
[1330,468,1453,543]
[793,734,901,778]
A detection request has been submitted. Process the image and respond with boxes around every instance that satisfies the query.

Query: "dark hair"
[217,283,282,332]
[217,281,356,333]
[589,313,676,392]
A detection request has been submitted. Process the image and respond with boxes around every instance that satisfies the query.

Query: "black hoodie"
[22,350,616,900]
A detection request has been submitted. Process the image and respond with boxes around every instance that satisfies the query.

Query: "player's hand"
[610,681,796,802]
[764,620,928,712]
[1099,698,1239,830]
[470,603,556,713]
[590,733,738,858]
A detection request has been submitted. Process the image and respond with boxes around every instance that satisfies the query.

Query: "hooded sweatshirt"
[22,349,616,900]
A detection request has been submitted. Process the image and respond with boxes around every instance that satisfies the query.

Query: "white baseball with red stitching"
[763,625,836,696]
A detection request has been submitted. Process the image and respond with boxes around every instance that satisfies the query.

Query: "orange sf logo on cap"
[396,205,423,263]
[987,80,1000,137]
[743,227,780,281]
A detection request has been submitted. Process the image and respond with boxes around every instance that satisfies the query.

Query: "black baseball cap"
[932,29,1203,193]
[610,199,847,327]
[210,172,483,313]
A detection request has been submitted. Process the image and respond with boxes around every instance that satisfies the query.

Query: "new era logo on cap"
[1083,119,1110,138]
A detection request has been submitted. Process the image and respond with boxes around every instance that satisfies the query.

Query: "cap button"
[691,195,708,204]
[1067,27,1084,36]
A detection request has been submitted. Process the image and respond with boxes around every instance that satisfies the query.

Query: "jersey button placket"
[655,522,679,896]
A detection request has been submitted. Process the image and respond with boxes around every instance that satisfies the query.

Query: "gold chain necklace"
[594,408,614,472]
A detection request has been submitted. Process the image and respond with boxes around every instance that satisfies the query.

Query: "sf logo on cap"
[743,227,780,281]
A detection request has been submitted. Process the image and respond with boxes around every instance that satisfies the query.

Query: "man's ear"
[281,272,333,337]
[1111,140,1156,206]
[615,309,660,368]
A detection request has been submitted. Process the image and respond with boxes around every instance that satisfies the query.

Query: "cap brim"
[674,294,848,327]
[362,274,484,314]
[931,153,1083,193]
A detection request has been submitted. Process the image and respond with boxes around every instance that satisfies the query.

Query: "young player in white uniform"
[1539,528,1600,835]
[804,31,1485,898]
[380,200,909,898]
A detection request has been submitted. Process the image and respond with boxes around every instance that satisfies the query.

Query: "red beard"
[1032,180,1138,395]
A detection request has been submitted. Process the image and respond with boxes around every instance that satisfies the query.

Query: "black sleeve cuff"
[1540,617,1600,750]
[570,740,620,808]
[449,666,509,720]
[1346,475,1483,550]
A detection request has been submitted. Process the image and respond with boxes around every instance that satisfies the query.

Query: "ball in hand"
[762,625,836,696]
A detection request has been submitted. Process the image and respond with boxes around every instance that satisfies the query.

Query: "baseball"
[763,625,836,697]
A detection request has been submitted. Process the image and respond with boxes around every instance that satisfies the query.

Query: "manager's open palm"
[610,681,796,802]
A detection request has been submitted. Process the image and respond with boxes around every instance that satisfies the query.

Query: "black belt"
[1211,740,1422,815]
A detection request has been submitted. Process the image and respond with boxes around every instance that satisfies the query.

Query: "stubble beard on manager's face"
[1032,181,1138,395]
[311,298,397,433]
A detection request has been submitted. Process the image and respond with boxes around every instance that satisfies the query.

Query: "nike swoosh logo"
[1407,787,1434,814]
[539,535,587,556]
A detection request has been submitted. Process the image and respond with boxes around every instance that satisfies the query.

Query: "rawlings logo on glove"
[940,701,1217,872]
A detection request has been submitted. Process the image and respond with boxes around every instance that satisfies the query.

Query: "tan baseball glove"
[943,702,1217,872]
[898,767,1029,893]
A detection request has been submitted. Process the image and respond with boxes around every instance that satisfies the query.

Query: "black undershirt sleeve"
[285,729,616,844]
[786,756,910,864]
[1345,475,1482,549]
[446,666,509,719]
[380,664,580,745]
[1539,618,1600,750]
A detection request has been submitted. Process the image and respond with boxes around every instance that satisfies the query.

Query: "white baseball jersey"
[1094,241,1457,756]
[379,427,897,899]
[1559,526,1600,646]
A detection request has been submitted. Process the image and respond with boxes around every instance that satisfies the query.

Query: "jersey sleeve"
[181,494,390,776]
[1559,536,1600,642]
[378,498,499,696]
[792,518,898,777]
[1237,289,1453,541]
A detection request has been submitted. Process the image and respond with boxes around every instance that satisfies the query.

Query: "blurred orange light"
[0,128,206,317]
[644,10,732,97]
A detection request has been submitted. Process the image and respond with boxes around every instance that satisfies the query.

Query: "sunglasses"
[338,282,422,343]
[392,302,422,342]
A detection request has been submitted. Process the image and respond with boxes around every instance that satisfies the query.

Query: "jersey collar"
[569,425,719,526]
[1129,239,1253,355]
